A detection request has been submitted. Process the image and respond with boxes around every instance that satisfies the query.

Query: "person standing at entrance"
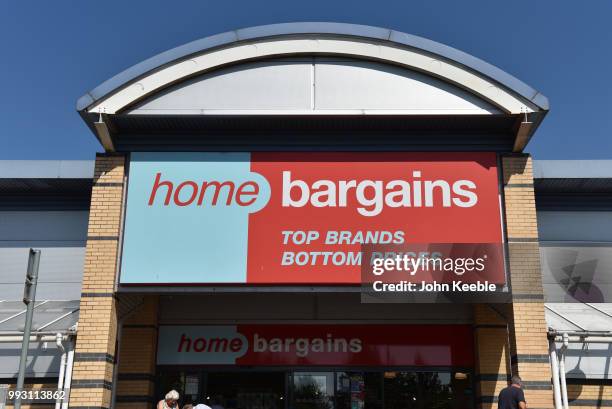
[158,390,180,409]
[498,376,527,409]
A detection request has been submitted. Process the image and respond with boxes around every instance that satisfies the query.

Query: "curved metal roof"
[77,22,548,112]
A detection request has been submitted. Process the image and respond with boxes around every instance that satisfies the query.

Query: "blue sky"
[1,1,611,159]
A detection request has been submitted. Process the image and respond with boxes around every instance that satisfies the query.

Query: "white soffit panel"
[314,59,499,113]
[130,60,313,114]
[128,58,500,115]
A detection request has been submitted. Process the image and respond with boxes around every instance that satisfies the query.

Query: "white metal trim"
[125,109,499,116]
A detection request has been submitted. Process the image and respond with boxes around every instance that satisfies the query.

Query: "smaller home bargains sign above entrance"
[156,325,473,366]
[120,152,504,284]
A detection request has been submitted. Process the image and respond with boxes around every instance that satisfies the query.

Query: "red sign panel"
[157,325,474,367]
[248,152,503,283]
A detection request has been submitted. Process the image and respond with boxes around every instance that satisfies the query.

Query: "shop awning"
[545,303,612,334]
[545,303,612,379]
[0,300,79,339]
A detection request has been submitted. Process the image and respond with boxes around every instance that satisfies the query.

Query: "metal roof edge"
[76,22,548,112]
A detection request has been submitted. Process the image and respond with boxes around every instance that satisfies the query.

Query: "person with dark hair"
[498,376,527,409]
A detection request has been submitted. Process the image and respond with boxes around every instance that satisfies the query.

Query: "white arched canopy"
[77,23,548,151]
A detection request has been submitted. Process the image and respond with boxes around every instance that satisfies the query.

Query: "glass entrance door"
[158,370,202,405]
[206,372,285,409]
[291,372,334,409]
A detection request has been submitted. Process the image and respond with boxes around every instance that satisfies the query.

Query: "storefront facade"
[58,23,558,409]
[3,159,611,409]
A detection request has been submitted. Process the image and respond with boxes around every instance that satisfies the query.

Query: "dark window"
[383,371,473,409]
[206,372,285,409]
[156,369,473,409]
[157,370,201,405]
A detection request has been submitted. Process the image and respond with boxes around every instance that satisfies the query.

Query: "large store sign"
[120,152,503,284]
[156,325,473,366]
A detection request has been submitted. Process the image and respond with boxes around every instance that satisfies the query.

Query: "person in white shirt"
[158,390,180,409]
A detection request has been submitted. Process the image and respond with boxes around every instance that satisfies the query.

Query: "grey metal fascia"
[0,160,94,179]
[76,22,549,112]
[534,160,612,179]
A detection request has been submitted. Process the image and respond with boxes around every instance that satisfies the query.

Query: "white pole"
[55,334,66,409]
[61,341,75,409]
[559,333,570,409]
[549,338,563,409]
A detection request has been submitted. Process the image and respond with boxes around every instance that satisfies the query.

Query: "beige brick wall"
[567,384,612,408]
[69,154,126,409]
[474,155,554,408]
[473,304,512,409]
[502,155,539,239]
[502,154,554,409]
[115,296,159,409]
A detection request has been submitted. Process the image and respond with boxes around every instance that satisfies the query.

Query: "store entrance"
[157,369,474,409]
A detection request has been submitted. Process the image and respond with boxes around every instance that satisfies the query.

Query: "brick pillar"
[69,154,126,409]
[502,154,554,409]
[115,295,159,409]
[474,304,511,409]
